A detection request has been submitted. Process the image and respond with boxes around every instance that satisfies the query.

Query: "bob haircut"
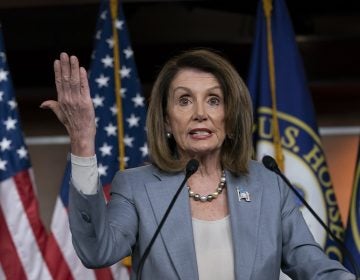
[146,49,253,176]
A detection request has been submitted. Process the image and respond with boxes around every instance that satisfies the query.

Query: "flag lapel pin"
[236,187,251,202]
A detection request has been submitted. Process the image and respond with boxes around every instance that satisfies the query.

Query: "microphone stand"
[136,159,199,280]
[262,155,360,279]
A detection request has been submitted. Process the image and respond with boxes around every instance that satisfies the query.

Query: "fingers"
[54,53,83,102]
[54,59,63,101]
[50,52,95,136]
[79,67,91,97]
[60,53,71,96]
[70,56,81,96]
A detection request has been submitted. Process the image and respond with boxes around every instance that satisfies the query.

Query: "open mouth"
[189,129,212,136]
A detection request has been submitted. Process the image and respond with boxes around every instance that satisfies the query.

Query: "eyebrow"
[172,85,222,93]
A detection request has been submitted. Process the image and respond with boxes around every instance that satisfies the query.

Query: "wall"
[322,135,359,226]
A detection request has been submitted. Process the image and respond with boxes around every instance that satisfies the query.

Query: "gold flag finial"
[262,0,273,18]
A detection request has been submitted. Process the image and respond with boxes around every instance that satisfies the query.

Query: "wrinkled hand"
[41,52,96,157]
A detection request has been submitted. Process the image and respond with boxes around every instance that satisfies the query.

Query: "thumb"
[40,100,64,123]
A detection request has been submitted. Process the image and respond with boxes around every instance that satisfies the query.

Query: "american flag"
[49,0,147,279]
[0,26,54,279]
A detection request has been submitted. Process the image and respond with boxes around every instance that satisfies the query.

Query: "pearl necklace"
[187,170,226,202]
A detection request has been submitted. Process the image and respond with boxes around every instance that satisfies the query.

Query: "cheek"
[216,114,226,131]
[165,112,179,133]
[168,118,185,137]
[219,123,227,140]
[169,111,190,130]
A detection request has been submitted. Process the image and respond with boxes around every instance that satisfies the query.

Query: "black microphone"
[262,155,360,279]
[136,159,199,280]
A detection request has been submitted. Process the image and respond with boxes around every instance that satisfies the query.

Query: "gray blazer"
[69,160,354,280]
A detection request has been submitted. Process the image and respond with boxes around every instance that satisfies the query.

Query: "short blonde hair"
[146,49,253,175]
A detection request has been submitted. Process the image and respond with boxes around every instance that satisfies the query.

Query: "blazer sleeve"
[69,171,138,268]
[278,175,355,280]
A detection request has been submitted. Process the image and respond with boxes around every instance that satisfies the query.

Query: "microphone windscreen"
[262,155,279,172]
[185,159,199,177]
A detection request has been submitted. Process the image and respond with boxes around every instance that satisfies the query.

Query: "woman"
[41,50,354,279]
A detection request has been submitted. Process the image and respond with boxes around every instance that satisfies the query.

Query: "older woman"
[41,50,354,280]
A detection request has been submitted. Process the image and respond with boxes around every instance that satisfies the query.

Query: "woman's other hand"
[41,52,96,157]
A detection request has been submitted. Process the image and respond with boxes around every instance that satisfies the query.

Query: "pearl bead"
[187,170,226,203]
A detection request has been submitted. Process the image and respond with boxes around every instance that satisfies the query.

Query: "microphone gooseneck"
[136,159,199,280]
[262,155,360,279]
[185,158,200,177]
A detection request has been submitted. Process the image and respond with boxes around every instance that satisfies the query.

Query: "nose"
[193,101,207,122]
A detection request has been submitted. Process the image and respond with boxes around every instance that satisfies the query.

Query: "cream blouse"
[192,216,235,280]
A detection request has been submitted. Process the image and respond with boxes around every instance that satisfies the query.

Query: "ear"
[165,114,172,133]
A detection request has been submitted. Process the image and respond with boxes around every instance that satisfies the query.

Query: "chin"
[186,147,220,157]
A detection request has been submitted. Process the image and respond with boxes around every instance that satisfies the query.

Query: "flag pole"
[110,0,132,268]
[262,0,285,170]
[110,0,125,171]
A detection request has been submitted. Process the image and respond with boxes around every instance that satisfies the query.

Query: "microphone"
[185,158,200,177]
[262,155,280,173]
[262,155,360,279]
[136,159,199,280]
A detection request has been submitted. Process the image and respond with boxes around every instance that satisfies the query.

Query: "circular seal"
[255,107,344,260]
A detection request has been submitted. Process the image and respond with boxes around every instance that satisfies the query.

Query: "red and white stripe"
[50,197,96,280]
[0,169,52,279]
[0,166,130,279]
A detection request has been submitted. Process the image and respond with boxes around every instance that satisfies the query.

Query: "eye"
[178,96,192,106]
[208,96,221,106]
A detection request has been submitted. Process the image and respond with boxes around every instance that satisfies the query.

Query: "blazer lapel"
[145,171,198,280]
[226,171,263,280]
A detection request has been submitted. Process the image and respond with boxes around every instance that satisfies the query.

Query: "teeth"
[192,131,210,135]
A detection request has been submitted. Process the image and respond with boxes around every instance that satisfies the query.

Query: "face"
[166,68,226,158]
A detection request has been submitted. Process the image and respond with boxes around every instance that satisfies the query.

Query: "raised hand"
[41,52,96,157]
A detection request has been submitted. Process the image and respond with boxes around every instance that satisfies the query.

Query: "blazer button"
[81,211,91,223]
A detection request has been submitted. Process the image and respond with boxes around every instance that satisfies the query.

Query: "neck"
[196,161,222,178]
[187,158,223,185]
[180,151,222,177]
